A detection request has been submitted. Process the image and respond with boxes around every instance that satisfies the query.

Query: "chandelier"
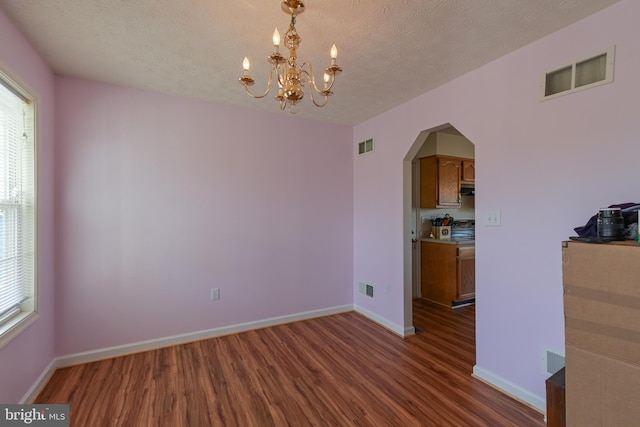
[238,0,342,114]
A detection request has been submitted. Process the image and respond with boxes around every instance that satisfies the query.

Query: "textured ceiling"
[0,0,620,125]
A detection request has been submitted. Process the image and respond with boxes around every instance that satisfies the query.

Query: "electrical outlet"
[485,210,501,226]
[210,288,220,300]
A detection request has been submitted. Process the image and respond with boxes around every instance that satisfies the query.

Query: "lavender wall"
[354,0,639,407]
[2,0,635,408]
[0,9,56,402]
[54,78,353,355]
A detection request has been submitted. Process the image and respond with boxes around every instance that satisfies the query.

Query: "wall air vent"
[358,281,374,298]
[542,46,615,100]
[366,284,374,298]
[358,138,374,155]
[546,350,566,374]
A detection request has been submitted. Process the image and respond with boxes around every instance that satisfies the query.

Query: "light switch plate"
[485,210,501,226]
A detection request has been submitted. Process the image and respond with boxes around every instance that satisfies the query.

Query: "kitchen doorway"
[403,124,476,331]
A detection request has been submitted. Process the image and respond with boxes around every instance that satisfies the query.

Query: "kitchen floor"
[412,297,475,362]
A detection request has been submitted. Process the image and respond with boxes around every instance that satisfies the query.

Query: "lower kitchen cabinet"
[421,241,475,307]
[456,246,476,301]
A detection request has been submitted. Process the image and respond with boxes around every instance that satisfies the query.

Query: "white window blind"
[0,74,35,336]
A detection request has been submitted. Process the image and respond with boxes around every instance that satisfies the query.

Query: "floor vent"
[546,350,566,374]
[358,281,374,298]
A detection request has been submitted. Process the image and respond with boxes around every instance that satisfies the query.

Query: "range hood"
[460,185,475,196]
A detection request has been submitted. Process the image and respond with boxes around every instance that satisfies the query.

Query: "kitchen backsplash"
[420,194,475,238]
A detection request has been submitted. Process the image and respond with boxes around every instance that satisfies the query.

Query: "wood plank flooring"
[35,299,545,426]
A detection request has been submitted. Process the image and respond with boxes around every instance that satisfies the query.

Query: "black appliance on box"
[597,208,625,240]
[573,203,640,242]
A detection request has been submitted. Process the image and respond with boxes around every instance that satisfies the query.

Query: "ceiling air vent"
[542,46,615,100]
[358,138,374,155]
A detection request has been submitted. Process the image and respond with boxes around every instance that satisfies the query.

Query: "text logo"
[0,404,69,426]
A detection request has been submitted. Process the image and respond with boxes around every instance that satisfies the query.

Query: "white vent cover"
[542,46,615,100]
[358,138,374,155]
[546,350,566,374]
[358,281,374,298]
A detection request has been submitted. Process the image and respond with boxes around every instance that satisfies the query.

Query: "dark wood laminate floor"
[35,299,545,426]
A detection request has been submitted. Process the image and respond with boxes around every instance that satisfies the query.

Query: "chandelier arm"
[300,62,326,94]
[309,92,329,108]
[243,67,278,99]
[299,69,329,108]
[276,69,286,88]
[322,73,336,92]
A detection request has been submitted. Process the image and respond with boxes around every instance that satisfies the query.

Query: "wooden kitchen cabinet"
[456,246,476,301]
[421,241,475,307]
[420,156,462,208]
[462,159,475,184]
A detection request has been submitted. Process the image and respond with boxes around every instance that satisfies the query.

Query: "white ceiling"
[0,0,620,125]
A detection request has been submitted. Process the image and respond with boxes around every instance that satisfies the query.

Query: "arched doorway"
[403,123,476,329]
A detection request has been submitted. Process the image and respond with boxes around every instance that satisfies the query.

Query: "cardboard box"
[562,240,640,426]
[565,345,640,427]
[432,226,451,240]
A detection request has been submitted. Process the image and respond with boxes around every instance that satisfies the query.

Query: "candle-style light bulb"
[242,57,250,75]
[330,44,338,65]
[323,72,330,89]
[273,28,281,47]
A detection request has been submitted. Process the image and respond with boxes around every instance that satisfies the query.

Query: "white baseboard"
[404,325,416,336]
[20,358,57,403]
[24,307,545,417]
[27,304,411,402]
[472,365,546,413]
[354,305,415,337]
[57,304,353,368]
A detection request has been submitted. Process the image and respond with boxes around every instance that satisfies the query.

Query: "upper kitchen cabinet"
[420,156,462,208]
[461,160,475,184]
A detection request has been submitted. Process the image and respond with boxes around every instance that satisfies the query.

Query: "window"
[542,47,615,99]
[0,70,36,347]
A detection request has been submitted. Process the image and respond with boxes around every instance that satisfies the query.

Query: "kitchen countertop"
[420,238,475,245]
